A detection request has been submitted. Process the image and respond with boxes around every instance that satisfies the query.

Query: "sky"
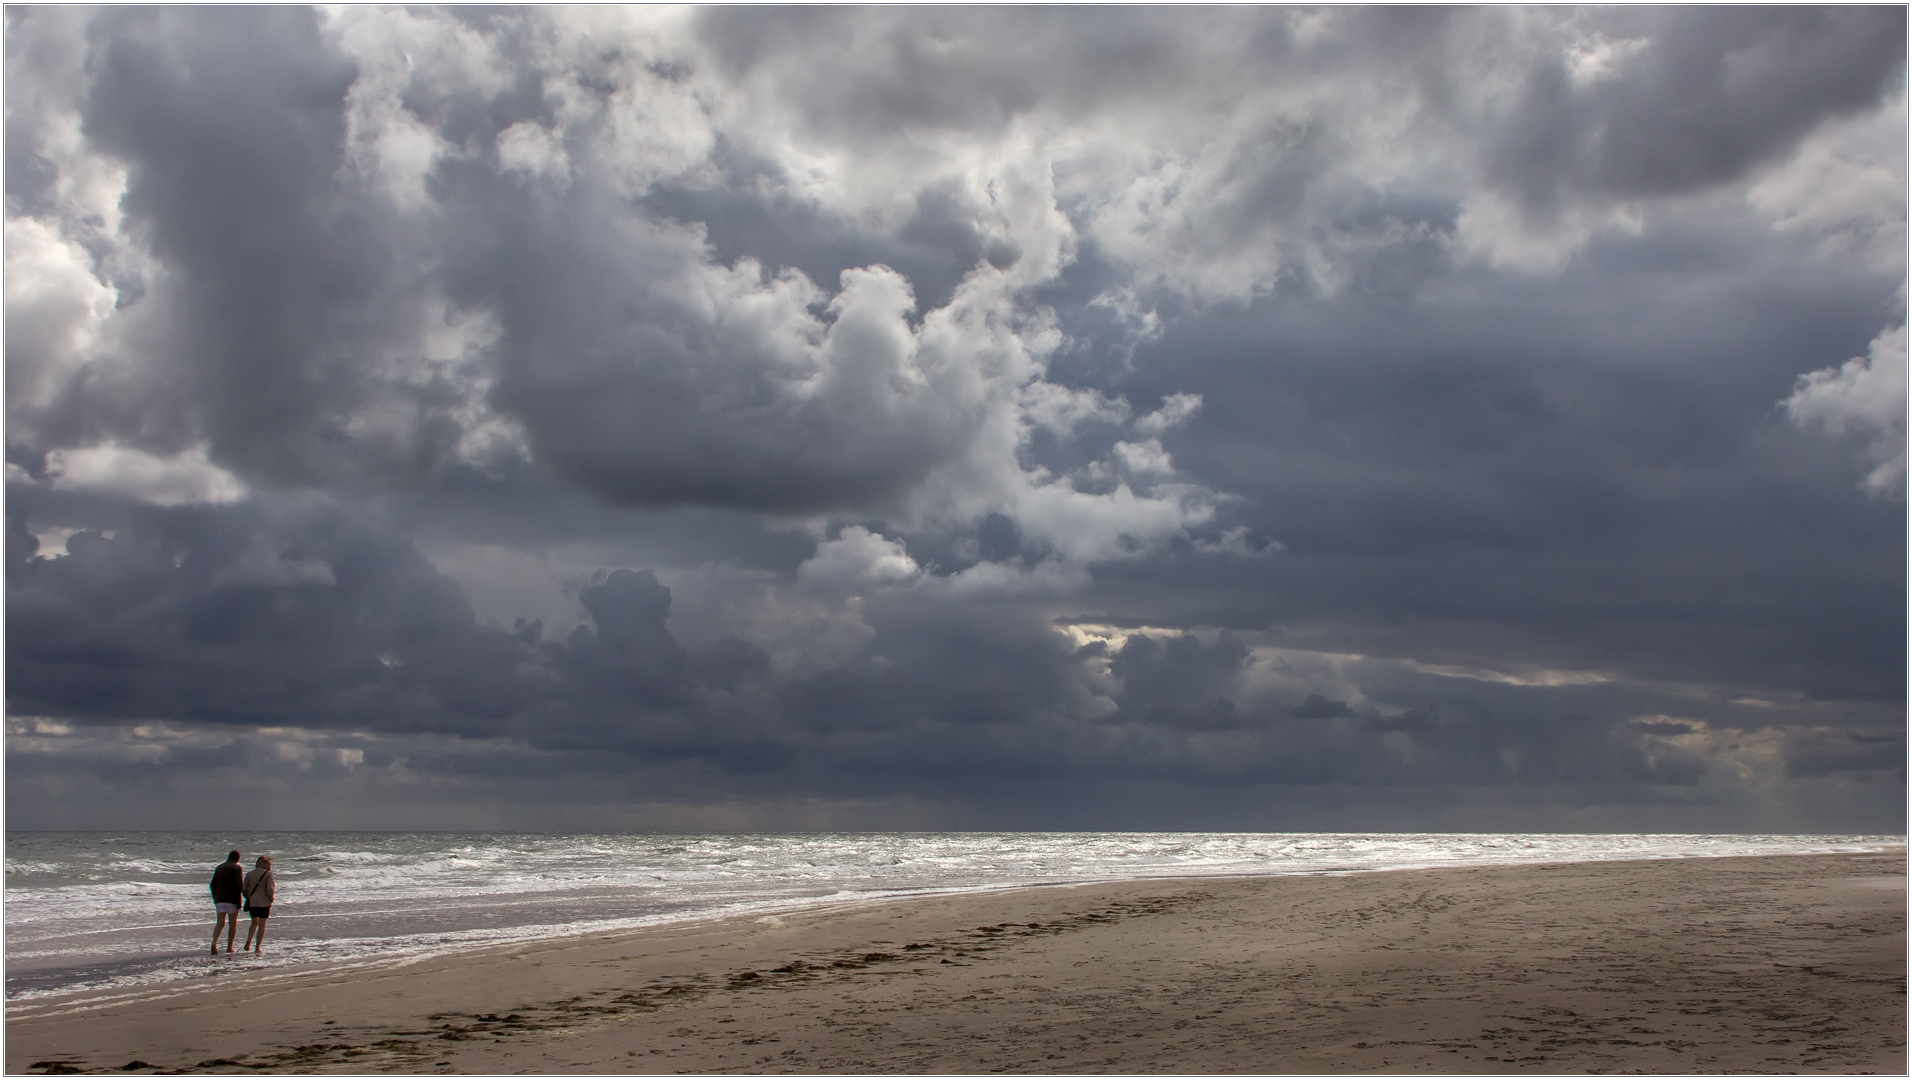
[5,6,1905,833]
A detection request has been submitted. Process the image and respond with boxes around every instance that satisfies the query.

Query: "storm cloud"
[6,7,1903,832]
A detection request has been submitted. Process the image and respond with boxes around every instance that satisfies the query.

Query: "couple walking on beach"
[210,850,275,955]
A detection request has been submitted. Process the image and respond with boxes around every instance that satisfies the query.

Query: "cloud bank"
[6,7,1903,831]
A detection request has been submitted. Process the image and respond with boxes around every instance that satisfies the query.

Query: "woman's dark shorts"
[248,907,270,920]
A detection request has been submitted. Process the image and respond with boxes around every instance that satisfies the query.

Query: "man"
[209,850,244,955]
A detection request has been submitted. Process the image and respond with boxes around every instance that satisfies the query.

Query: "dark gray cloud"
[5,7,1903,831]
[1086,259,1905,705]
[1488,7,1907,213]
[6,492,538,736]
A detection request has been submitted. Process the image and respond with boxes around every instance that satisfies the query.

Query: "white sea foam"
[5,831,1899,1001]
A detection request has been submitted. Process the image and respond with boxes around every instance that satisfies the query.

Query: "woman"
[240,856,276,953]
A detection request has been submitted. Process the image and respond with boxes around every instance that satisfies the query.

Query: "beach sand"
[8,851,1903,1075]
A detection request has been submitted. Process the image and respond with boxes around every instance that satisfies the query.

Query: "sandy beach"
[8,850,1903,1075]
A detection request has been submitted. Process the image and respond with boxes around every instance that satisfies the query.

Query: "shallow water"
[5,830,1897,1000]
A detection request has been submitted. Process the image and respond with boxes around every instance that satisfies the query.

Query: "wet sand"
[7,850,1904,1075]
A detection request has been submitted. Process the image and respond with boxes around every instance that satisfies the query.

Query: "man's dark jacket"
[210,860,244,905]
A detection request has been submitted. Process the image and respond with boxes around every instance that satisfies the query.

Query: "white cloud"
[496,121,571,188]
[1785,324,1908,498]
[3,216,118,424]
[1747,86,1906,272]
[324,6,511,213]
[798,526,923,591]
[1008,478,1221,564]
[1132,393,1203,437]
[1452,192,1645,274]
[46,443,249,506]
[1018,381,1130,436]
[1565,32,1649,87]
[1113,439,1177,478]
[343,298,529,476]
[916,558,1091,600]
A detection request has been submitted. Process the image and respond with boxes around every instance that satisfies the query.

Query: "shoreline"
[10,832,1899,1008]
[8,850,1905,1074]
[11,840,1900,1006]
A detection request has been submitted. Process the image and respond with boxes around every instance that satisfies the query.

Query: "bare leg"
[242,916,257,951]
[212,912,230,955]
[250,918,266,952]
[226,912,238,953]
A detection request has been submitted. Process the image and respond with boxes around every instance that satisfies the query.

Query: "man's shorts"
[249,907,270,920]
[215,902,241,914]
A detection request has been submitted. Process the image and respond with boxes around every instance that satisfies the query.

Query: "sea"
[5,831,1900,1002]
